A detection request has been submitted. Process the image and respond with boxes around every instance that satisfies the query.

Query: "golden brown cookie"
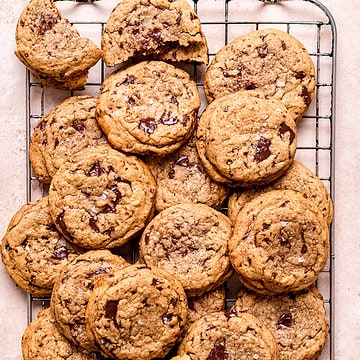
[229,190,330,295]
[48,145,156,249]
[50,250,129,351]
[228,160,333,226]
[29,96,107,184]
[139,203,232,296]
[177,310,280,359]
[232,286,329,360]
[196,91,297,187]
[96,61,200,155]
[15,0,102,90]
[204,28,316,121]
[86,264,188,359]
[145,136,229,212]
[102,0,208,66]
[1,196,83,297]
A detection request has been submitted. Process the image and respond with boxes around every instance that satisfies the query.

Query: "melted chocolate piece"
[257,44,268,58]
[207,342,229,360]
[252,137,271,163]
[162,314,174,325]
[280,237,291,249]
[38,120,47,131]
[295,71,306,80]
[51,246,71,260]
[245,81,257,90]
[152,278,162,286]
[160,111,178,125]
[72,120,85,133]
[86,161,105,177]
[301,243,308,254]
[128,96,136,107]
[21,239,28,250]
[301,86,312,106]
[56,211,71,238]
[139,117,157,134]
[276,313,293,328]
[120,76,135,86]
[278,123,295,144]
[89,216,100,233]
[46,223,58,232]
[182,114,190,127]
[105,300,119,319]
[281,41,287,50]
[263,223,271,231]
[168,168,175,179]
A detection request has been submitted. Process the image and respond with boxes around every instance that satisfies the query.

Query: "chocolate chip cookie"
[139,203,232,296]
[1,196,83,297]
[196,90,297,187]
[145,136,229,212]
[96,61,200,155]
[228,160,334,226]
[177,310,280,359]
[30,95,107,184]
[229,190,330,295]
[232,286,329,360]
[204,28,316,121]
[50,250,129,351]
[102,0,208,66]
[22,308,101,360]
[48,145,156,249]
[15,0,102,90]
[86,264,188,359]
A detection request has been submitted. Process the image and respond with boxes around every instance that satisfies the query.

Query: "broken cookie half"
[102,0,209,66]
[15,0,102,90]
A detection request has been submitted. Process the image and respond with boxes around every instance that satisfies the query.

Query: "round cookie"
[232,286,329,360]
[229,190,330,295]
[139,203,232,296]
[196,91,297,187]
[48,145,156,249]
[50,250,129,351]
[204,28,316,121]
[30,95,107,184]
[15,0,101,90]
[102,0,208,66]
[22,308,101,360]
[1,196,83,297]
[145,136,229,212]
[228,160,333,226]
[177,310,280,359]
[96,61,200,155]
[86,264,188,359]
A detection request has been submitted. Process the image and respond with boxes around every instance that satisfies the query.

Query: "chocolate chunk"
[109,184,122,204]
[175,155,190,167]
[56,211,71,238]
[245,81,257,90]
[38,120,47,131]
[152,278,162,286]
[182,114,190,127]
[170,95,179,105]
[162,314,174,325]
[280,237,291,248]
[160,111,178,126]
[128,96,136,107]
[276,313,293,328]
[21,239,28,250]
[38,14,59,35]
[139,117,157,134]
[295,71,306,80]
[263,223,271,231]
[301,86,312,106]
[86,267,108,279]
[105,300,119,319]
[257,44,268,58]
[207,341,229,360]
[86,161,106,177]
[148,28,162,43]
[46,223,58,232]
[223,71,230,78]
[301,243,308,254]
[89,216,100,233]
[281,41,287,50]
[278,122,295,144]
[120,76,135,86]
[51,246,71,260]
[252,137,271,163]
[72,120,86,132]
[168,168,175,179]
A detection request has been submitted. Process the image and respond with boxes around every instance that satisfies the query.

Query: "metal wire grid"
[25,0,336,358]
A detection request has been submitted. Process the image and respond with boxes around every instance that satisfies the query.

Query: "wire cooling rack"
[25,0,336,358]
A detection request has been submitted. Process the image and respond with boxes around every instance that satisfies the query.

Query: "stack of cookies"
[2,0,333,359]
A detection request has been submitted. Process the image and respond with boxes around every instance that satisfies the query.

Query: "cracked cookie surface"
[229,189,330,295]
[86,264,188,359]
[196,91,297,187]
[139,203,232,296]
[177,310,280,360]
[102,0,208,66]
[1,196,83,297]
[96,61,200,155]
[232,286,329,360]
[48,145,156,249]
[204,28,315,121]
[50,250,129,351]
[30,96,107,184]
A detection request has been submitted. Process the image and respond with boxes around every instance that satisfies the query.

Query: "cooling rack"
[25,0,336,358]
